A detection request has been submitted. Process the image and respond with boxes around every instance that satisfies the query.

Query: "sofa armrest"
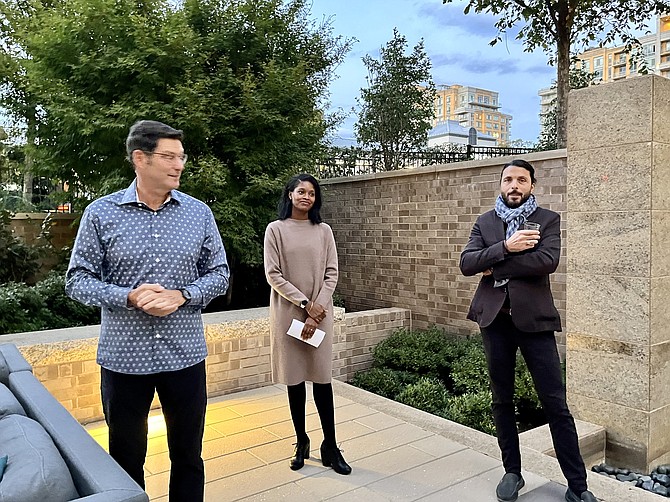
[9,371,148,502]
[0,344,32,385]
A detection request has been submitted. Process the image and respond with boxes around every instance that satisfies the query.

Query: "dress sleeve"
[315,224,338,306]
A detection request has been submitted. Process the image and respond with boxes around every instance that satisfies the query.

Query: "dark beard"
[502,192,530,209]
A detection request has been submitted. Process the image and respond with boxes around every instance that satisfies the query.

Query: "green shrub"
[0,272,99,335]
[332,291,345,308]
[449,337,489,394]
[350,367,419,399]
[371,326,456,378]
[396,377,450,415]
[442,391,496,436]
[0,210,40,284]
[349,326,548,436]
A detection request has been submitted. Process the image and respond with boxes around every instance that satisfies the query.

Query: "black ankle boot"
[320,442,352,475]
[290,439,310,470]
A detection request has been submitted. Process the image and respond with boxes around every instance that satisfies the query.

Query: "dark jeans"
[101,361,207,502]
[481,313,587,494]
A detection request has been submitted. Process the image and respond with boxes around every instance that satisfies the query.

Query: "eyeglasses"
[143,151,188,165]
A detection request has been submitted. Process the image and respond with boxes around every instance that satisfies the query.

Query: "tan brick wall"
[10,212,78,249]
[16,307,411,424]
[320,150,568,351]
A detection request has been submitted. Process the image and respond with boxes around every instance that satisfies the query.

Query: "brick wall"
[10,212,78,249]
[320,150,568,349]
[14,307,410,423]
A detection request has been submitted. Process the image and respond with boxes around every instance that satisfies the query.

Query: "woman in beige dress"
[263,173,351,475]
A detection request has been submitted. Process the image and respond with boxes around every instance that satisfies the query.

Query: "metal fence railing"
[313,145,536,179]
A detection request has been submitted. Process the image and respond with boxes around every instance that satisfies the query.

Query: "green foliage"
[396,377,451,415]
[371,326,455,379]
[0,0,353,268]
[443,0,670,148]
[442,392,496,436]
[0,210,40,284]
[332,290,345,308]
[0,272,100,335]
[350,367,419,399]
[355,28,436,171]
[351,327,546,436]
[449,338,490,394]
[536,67,595,151]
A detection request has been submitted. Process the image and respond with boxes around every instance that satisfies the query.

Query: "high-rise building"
[432,84,512,145]
[578,14,670,82]
[538,14,670,113]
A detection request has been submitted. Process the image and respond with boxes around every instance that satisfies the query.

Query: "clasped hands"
[128,283,185,317]
[301,301,327,340]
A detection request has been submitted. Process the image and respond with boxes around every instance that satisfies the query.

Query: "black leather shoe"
[566,488,598,502]
[320,443,352,475]
[496,472,524,502]
[289,439,310,470]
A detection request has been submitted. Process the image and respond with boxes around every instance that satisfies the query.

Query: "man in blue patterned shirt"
[66,120,229,501]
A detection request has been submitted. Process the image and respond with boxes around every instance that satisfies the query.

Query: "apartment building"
[579,14,670,82]
[538,13,670,113]
[432,84,512,145]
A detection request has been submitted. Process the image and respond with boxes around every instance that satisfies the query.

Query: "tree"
[0,0,351,273]
[443,0,670,149]
[536,67,595,151]
[0,0,351,308]
[355,28,436,171]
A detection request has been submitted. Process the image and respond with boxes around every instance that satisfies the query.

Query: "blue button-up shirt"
[66,180,229,374]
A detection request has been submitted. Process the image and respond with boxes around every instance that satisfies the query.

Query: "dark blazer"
[459,206,562,333]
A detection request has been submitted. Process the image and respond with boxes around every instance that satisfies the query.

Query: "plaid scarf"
[494,194,538,239]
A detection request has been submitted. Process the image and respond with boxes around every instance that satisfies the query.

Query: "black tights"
[287,382,336,447]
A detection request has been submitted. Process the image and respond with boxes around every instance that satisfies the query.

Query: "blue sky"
[309,0,557,145]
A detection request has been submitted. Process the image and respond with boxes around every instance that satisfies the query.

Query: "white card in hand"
[287,319,325,348]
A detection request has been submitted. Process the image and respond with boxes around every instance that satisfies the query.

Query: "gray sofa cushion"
[0,413,80,502]
[9,370,148,502]
[0,352,8,386]
[0,383,26,419]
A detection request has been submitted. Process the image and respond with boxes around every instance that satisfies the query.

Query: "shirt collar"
[119,179,184,207]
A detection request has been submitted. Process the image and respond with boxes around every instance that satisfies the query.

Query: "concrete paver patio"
[85,381,654,502]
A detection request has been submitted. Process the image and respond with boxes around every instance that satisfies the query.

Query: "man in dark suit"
[460,159,596,502]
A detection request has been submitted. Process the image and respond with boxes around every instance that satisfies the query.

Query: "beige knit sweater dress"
[263,218,338,385]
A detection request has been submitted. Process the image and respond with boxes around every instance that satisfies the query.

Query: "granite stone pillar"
[566,75,670,472]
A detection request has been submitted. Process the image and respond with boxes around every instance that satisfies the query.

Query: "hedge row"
[0,272,100,335]
[350,327,545,435]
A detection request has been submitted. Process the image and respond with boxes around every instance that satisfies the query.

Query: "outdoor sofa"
[0,343,148,502]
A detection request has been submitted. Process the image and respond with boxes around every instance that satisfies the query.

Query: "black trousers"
[101,361,207,502]
[481,313,587,494]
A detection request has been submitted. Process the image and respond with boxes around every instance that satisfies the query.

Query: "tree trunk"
[23,105,37,206]
[22,170,33,205]
[555,6,571,150]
